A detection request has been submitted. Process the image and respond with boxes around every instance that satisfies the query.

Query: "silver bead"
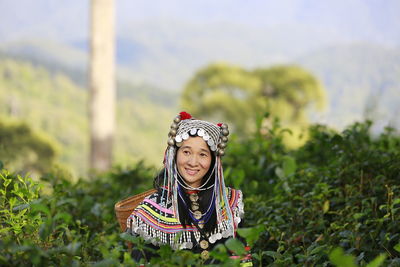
[221,123,228,129]
[218,149,225,157]
[168,138,175,146]
[221,136,228,142]
[171,123,178,129]
[174,117,181,123]
[222,129,229,136]
[219,142,227,148]
[169,129,177,136]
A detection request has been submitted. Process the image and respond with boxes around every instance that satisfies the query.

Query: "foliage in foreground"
[1,120,400,266]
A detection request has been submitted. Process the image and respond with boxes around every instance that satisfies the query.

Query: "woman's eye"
[183,150,190,155]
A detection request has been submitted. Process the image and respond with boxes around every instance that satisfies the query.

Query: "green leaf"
[282,156,296,177]
[365,254,387,267]
[30,203,51,217]
[53,212,73,224]
[323,200,330,213]
[394,243,400,252]
[225,238,246,256]
[237,225,264,246]
[329,247,357,267]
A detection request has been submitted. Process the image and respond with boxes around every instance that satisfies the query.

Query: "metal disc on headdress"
[182,132,189,140]
[197,129,205,137]
[203,135,210,141]
[174,117,181,123]
[175,135,182,143]
[190,128,197,135]
[210,145,217,151]
[207,139,214,146]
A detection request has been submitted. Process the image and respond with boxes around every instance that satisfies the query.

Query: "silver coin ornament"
[221,136,228,142]
[197,129,205,137]
[189,194,199,202]
[203,135,210,141]
[218,149,225,157]
[200,240,209,249]
[201,250,209,260]
[207,139,214,146]
[171,122,178,129]
[174,117,181,123]
[182,132,189,140]
[175,135,182,143]
[193,211,202,220]
[191,202,200,211]
[190,128,197,135]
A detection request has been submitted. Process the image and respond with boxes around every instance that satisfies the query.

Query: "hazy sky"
[1,0,399,46]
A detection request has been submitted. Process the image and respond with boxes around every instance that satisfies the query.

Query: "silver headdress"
[162,111,235,237]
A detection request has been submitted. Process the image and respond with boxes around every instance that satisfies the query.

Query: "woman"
[126,111,251,265]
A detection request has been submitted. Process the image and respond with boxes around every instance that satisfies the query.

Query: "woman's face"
[176,136,212,188]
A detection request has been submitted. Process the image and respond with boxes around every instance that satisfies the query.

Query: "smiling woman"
[125,111,252,265]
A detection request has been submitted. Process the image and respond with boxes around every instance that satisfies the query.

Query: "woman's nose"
[187,155,198,166]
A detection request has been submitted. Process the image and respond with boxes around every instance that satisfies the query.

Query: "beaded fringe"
[127,189,244,250]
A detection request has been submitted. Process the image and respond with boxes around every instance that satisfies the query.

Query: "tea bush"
[225,120,400,266]
[1,120,400,266]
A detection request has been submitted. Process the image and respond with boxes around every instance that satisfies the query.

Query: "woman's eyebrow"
[200,148,210,153]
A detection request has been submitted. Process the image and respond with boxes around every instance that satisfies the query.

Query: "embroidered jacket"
[126,187,244,250]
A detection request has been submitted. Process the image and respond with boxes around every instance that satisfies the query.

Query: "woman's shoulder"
[134,188,173,213]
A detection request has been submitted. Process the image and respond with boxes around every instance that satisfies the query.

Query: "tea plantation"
[1,121,400,266]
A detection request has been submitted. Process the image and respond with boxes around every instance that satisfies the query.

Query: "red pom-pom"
[217,123,223,127]
[179,111,192,120]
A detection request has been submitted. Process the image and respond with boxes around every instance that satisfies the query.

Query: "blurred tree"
[89,0,115,172]
[181,63,326,145]
[0,118,58,175]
